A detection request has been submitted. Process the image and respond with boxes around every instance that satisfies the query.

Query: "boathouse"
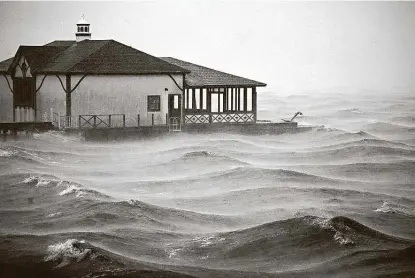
[0,17,266,133]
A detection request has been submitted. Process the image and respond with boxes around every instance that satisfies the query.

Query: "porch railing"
[60,115,79,129]
[78,114,126,129]
[184,112,255,124]
[168,117,181,132]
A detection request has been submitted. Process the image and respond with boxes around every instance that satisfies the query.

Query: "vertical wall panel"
[195,88,200,109]
[202,89,207,110]
[211,93,218,112]
[188,89,193,109]
[247,88,252,111]
[219,93,224,113]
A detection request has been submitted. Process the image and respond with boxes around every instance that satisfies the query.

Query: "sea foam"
[45,239,91,267]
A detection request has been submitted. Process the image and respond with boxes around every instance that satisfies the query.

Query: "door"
[168,94,181,118]
[168,94,182,127]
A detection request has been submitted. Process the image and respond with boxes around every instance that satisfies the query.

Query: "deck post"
[253,87,257,123]
[137,114,140,127]
[207,89,212,123]
[108,114,112,127]
[1,129,6,142]
[78,115,81,130]
[152,114,154,127]
[123,114,126,128]
[166,113,168,126]
[243,87,248,111]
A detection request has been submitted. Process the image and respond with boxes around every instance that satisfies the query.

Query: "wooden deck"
[0,120,312,141]
[1,122,55,140]
[76,122,311,141]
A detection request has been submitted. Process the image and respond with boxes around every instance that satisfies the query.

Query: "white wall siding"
[71,74,183,127]
[0,75,13,123]
[36,75,66,122]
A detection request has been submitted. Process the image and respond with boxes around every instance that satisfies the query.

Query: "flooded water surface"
[1,92,414,277]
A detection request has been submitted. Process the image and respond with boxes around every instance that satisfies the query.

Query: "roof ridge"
[66,40,112,73]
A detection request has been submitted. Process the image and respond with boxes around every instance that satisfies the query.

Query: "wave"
[211,215,414,269]
[0,216,414,276]
[391,116,415,127]
[0,234,197,278]
[364,121,415,134]
[309,144,415,160]
[310,160,415,183]
[308,138,415,151]
[336,108,365,116]
[45,239,92,267]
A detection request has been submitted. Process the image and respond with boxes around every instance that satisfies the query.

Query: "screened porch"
[183,87,257,124]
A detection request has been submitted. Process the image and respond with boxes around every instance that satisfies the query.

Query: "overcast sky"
[1,1,414,95]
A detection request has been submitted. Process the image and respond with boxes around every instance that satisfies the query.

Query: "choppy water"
[1,92,414,277]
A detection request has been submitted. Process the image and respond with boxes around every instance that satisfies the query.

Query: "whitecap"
[167,247,182,259]
[44,239,91,267]
[47,212,62,218]
[58,184,85,197]
[23,176,52,187]
[0,149,17,157]
[334,231,354,245]
[375,201,398,214]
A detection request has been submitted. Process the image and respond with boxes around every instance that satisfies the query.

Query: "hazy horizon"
[1,1,414,95]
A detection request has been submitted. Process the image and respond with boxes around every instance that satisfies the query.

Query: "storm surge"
[0,92,414,277]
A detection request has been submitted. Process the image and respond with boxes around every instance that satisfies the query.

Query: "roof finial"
[81,14,85,21]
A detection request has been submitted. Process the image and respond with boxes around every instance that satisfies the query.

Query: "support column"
[207,88,212,123]
[65,75,71,117]
[181,74,185,125]
[192,88,196,110]
[252,87,257,123]
[243,88,247,112]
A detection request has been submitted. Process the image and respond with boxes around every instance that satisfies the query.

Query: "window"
[174,95,179,109]
[147,95,160,112]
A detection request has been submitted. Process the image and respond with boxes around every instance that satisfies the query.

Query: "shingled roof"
[1,40,265,86]
[0,57,13,74]
[44,40,76,47]
[160,57,266,87]
[0,40,189,75]
[8,46,70,74]
[62,40,190,75]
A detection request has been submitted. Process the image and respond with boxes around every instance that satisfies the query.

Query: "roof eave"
[38,70,190,75]
[186,83,267,87]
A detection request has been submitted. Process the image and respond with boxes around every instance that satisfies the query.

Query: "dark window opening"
[13,78,35,107]
[148,95,161,112]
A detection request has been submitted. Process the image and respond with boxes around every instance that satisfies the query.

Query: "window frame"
[147,95,161,112]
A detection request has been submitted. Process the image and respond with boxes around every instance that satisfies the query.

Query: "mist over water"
[1,91,414,277]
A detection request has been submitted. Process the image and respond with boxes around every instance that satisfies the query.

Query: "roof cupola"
[76,15,91,42]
